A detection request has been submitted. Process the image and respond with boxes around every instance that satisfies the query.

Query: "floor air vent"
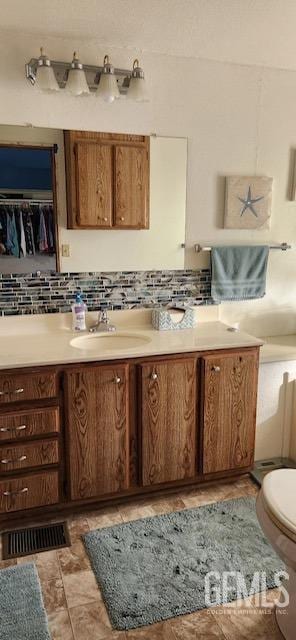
[1,522,70,559]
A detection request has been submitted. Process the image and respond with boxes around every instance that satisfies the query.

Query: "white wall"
[1,30,296,334]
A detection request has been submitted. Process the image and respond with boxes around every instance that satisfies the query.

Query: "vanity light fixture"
[96,55,120,103]
[25,50,148,101]
[34,48,59,93]
[65,52,90,96]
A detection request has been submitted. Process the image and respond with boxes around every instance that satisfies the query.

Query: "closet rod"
[0,199,53,205]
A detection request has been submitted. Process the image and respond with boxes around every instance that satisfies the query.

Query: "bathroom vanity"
[0,318,262,526]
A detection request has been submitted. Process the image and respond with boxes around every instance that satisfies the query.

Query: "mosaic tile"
[0,269,213,316]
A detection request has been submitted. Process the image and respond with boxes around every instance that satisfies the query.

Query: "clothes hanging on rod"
[0,203,55,258]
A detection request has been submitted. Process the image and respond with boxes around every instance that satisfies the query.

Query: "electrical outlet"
[61,244,70,257]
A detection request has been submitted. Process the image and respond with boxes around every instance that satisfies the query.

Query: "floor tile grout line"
[207,610,229,640]
[56,553,77,640]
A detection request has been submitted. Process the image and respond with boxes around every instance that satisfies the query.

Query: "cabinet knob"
[3,487,28,497]
[0,387,24,397]
[1,455,27,465]
[119,217,125,222]
[114,376,121,384]
[103,217,108,222]
[211,365,220,372]
[0,424,26,433]
[151,372,158,380]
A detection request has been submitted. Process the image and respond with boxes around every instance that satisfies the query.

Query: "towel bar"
[193,242,291,253]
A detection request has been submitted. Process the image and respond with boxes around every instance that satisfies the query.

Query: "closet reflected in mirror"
[0,139,59,274]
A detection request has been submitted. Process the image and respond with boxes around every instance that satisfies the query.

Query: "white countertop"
[0,310,263,370]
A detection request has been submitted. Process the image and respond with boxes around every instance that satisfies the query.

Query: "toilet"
[256,469,296,639]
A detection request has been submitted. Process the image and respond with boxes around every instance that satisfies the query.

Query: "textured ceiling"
[2,0,296,70]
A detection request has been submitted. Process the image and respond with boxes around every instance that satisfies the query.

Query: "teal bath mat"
[0,563,50,640]
[83,496,284,630]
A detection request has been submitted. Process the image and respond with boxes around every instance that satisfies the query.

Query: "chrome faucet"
[89,309,116,333]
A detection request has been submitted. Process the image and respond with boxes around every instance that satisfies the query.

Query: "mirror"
[0,125,187,274]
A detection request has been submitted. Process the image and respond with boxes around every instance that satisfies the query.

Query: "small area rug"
[83,496,284,630]
[0,563,50,640]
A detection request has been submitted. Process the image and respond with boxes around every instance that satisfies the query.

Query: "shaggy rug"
[0,563,50,640]
[83,496,283,630]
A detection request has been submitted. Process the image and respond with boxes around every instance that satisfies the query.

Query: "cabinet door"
[202,350,258,474]
[75,142,113,227]
[65,365,129,500]
[140,358,197,486]
[114,145,149,228]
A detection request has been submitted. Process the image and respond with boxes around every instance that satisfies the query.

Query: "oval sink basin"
[70,332,151,352]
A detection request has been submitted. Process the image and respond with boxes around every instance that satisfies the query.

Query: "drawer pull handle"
[0,425,27,433]
[211,366,221,372]
[114,376,121,384]
[3,487,28,497]
[151,372,158,380]
[0,388,24,397]
[1,455,27,465]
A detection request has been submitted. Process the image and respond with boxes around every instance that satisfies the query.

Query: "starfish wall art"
[224,176,273,229]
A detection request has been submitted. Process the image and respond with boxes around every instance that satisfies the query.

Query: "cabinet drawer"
[0,371,58,405]
[0,439,59,473]
[0,407,60,442]
[0,470,59,513]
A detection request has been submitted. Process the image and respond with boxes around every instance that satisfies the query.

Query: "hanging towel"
[211,245,269,301]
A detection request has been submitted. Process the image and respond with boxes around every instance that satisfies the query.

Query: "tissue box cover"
[152,307,196,331]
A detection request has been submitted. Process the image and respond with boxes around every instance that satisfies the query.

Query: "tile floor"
[0,477,284,639]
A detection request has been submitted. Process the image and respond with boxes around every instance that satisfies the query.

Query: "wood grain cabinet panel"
[65,365,129,500]
[75,142,113,227]
[0,470,59,513]
[114,145,149,228]
[64,130,149,229]
[140,358,197,486]
[0,371,58,405]
[202,350,259,474]
[0,407,60,442]
[0,439,59,473]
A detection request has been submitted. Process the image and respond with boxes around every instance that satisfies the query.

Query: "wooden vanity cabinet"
[65,364,129,500]
[140,358,197,486]
[0,346,259,525]
[0,367,62,517]
[64,130,149,230]
[201,350,259,474]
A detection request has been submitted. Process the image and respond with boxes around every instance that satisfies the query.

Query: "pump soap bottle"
[72,292,87,331]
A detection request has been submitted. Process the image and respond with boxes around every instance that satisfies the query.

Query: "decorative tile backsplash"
[0,269,212,316]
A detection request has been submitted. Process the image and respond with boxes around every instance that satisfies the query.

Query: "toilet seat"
[262,469,296,543]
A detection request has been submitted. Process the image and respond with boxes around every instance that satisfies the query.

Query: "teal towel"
[211,245,269,302]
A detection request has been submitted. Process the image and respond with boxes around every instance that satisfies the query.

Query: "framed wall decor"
[224,176,273,229]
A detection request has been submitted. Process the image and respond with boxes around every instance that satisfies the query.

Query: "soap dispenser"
[72,292,87,331]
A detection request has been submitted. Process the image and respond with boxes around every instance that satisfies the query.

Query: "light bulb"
[65,52,90,96]
[35,48,59,93]
[96,55,120,103]
[127,59,148,102]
